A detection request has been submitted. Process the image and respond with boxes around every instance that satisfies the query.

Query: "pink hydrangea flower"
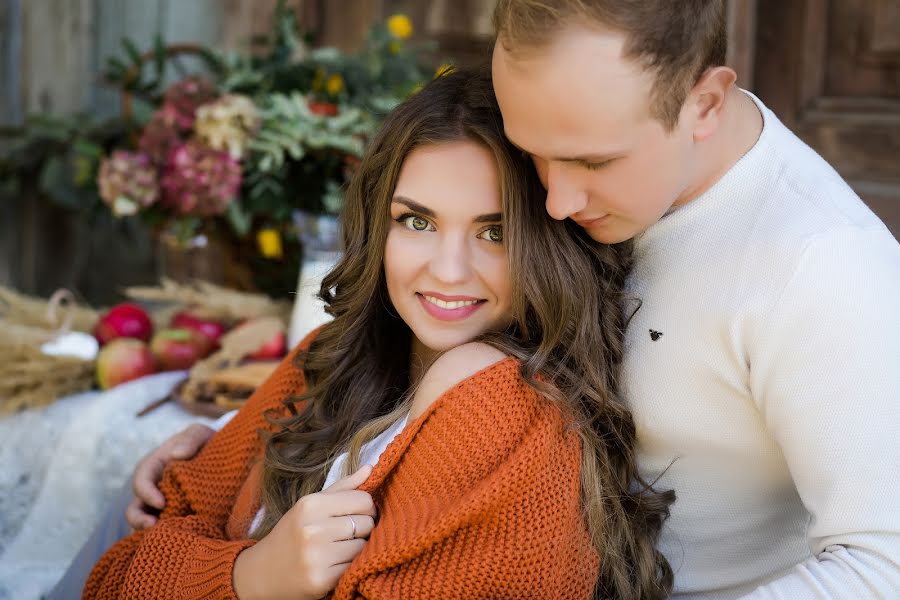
[160,141,241,216]
[96,150,159,217]
[162,76,217,131]
[138,103,182,166]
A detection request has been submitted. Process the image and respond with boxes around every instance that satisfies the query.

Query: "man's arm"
[127,423,217,530]
[744,227,900,598]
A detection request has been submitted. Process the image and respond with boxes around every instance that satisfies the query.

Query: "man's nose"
[544,162,588,221]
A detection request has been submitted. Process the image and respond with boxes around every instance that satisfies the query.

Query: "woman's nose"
[428,234,471,284]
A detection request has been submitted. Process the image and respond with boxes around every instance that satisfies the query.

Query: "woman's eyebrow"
[392,196,436,217]
[393,197,500,224]
[474,213,501,223]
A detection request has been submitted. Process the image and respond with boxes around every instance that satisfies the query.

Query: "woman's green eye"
[403,216,431,231]
[479,225,503,243]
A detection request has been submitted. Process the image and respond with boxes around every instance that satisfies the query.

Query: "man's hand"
[126,423,216,531]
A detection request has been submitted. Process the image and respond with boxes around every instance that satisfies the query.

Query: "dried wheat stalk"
[0,286,99,333]
[124,278,291,324]
[0,328,95,414]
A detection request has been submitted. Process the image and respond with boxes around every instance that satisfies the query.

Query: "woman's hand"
[233,465,377,600]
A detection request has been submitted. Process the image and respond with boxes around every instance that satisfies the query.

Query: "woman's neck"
[409,336,439,387]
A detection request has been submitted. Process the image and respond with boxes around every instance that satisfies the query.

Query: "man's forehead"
[492,28,652,156]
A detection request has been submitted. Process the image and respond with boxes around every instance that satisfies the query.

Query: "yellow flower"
[256,228,284,260]
[325,73,344,96]
[386,14,413,40]
[73,155,94,186]
[312,68,326,92]
[435,63,455,78]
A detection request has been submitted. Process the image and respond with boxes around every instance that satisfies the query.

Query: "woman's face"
[384,140,513,354]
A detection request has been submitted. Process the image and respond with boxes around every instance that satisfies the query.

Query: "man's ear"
[689,66,737,142]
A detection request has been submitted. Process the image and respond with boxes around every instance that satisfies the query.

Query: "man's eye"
[582,159,613,171]
[401,215,432,231]
[477,225,503,243]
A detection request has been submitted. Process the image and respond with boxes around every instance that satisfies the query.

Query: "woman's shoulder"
[409,342,515,421]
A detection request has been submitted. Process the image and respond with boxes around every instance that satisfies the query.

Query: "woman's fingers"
[299,514,377,545]
[322,562,353,590]
[327,538,368,565]
[296,488,377,523]
[332,514,377,542]
[323,464,374,493]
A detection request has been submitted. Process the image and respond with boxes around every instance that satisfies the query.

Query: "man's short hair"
[493,0,728,131]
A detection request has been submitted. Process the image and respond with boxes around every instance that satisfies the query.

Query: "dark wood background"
[1,0,897,305]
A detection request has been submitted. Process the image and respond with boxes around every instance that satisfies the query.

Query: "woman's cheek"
[479,245,512,306]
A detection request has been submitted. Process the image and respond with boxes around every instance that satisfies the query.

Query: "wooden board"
[754,0,900,239]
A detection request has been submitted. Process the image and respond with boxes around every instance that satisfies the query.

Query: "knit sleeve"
[83,340,311,599]
[744,227,900,598]
[333,358,600,599]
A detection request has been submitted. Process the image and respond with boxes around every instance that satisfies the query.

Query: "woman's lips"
[416,293,486,321]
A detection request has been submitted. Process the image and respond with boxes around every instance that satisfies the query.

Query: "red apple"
[94,303,154,346]
[150,328,212,371]
[170,310,228,349]
[249,331,286,360]
[96,338,157,390]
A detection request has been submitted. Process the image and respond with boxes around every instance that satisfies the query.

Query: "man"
[53,1,899,598]
[489,1,899,598]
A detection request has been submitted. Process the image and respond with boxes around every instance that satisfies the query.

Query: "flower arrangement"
[98,8,436,242]
[0,5,444,296]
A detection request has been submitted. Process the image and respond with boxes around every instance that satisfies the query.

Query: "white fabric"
[248,414,409,537]
[624,91,900,599]
[287,252,339,349]
[322,414,409,490]
[0,372,213,600]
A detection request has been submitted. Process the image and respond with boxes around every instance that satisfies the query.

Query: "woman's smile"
[416,292,487,321]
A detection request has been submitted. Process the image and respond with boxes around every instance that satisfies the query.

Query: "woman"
[84,68,673,600]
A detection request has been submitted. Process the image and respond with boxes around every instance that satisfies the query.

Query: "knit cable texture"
[84,334,599,599]
[333,356,600,599]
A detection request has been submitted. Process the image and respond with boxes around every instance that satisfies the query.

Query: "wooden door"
[753,0,900,238]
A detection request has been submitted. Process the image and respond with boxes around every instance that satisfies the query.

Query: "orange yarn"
[84,335,599,599]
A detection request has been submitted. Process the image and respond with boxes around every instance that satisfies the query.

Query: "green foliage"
[2,2,447,297]
[0,114,123,213]
[251,93,371,170]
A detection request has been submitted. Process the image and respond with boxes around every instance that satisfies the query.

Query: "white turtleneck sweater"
[623,92,899,599]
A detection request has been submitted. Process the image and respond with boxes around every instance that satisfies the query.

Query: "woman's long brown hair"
[254,68,674,600]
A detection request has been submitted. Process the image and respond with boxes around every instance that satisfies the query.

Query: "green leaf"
[226,200,252,236]
[38,156,67,196]
[153,35,168,82]
[72,138,103,159]
[121,37,143,67]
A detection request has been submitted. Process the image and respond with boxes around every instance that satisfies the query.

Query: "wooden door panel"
[754,0,900,238]
[826,0,900,97]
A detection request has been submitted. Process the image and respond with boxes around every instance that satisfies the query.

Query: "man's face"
[492,26,698,244]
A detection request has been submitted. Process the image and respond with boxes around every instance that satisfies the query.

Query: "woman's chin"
[413,329,482,355]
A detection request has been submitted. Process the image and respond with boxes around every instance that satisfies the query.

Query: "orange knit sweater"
[83,333,600,599]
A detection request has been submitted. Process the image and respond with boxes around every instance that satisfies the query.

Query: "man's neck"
[675,87,764,208]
